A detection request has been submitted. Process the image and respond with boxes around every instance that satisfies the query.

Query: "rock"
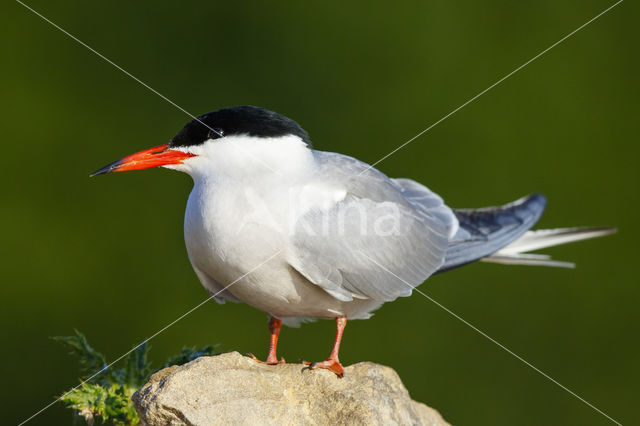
[132,352,449,425]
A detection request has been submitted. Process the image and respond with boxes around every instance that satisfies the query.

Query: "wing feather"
[287,152,456,302]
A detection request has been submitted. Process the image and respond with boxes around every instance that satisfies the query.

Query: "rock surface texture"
[132,352,449,425]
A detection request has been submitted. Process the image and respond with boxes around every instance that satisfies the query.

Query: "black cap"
[169,106,311,148]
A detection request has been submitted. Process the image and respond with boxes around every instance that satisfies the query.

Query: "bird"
[92,105,615,377]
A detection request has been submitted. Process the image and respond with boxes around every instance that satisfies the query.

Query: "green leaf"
[60,383,139,425]
[55,331,217,425]
[51,330,113,384]
[163,345,217,368]
[122,341,152,388]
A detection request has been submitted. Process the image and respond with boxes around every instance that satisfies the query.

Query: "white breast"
[180,135,363,319]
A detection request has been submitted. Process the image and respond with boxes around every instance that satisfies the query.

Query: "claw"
[302,358,344,378]
[249,353,285,365]
[301,316,347,378]
[249,317,285,365]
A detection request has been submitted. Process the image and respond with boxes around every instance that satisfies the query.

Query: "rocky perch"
[132,352,449,425]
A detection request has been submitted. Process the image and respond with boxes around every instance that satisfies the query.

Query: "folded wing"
[287,152,457,302]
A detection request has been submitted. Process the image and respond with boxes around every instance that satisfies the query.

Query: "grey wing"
[287,151,457,302]
[392,178,459,239]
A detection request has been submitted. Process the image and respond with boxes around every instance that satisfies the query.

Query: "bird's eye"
[207,128,224,140]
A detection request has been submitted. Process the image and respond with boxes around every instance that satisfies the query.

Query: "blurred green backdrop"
[3,1,638,425]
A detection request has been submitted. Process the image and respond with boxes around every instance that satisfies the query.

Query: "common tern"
[92,105,615,377]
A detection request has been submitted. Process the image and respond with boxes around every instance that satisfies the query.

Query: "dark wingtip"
[530,192,547,203]
[523,193,547,209]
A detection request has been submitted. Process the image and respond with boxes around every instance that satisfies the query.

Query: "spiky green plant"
[54,330,216,425]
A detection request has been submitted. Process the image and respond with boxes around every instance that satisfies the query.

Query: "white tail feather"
[481,254,575,268]
[480,227,616,268]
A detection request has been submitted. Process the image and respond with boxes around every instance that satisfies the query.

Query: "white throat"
[167,134,315,185]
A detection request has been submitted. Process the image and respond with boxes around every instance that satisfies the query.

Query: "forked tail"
[480,227,616,268]
[438,194,616,272]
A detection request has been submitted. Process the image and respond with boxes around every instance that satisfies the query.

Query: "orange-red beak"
[90,144,195,177]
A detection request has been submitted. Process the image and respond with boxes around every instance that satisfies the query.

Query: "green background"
[3,1,638,424]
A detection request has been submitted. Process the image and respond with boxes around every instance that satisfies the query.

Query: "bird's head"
[91,105,311,178]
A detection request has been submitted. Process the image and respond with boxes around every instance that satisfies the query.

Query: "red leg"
[303,316,347,378]
[249,317,285,365]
